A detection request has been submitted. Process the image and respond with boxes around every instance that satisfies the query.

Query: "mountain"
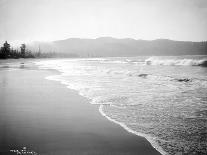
[27,37,207,57]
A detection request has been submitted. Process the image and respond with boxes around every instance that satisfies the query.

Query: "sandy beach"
[0,59,161,155]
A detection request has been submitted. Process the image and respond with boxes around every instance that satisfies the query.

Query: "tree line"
[0,41,79,59]
[0,41,35,59]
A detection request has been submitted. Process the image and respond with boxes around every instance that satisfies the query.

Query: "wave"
[145,57,207,67]
[35,58,207,155]
[43,74,168,155]
[99,105,167,155]
[104,68,206,86]
[128,72,207,87]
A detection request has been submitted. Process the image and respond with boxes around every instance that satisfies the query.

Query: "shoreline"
[0,59,162,155]
[36,60,167,155]
[42,68,167,155]
[99,105,167,155]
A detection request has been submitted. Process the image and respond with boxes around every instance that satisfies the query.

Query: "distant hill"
[27,37,207,57]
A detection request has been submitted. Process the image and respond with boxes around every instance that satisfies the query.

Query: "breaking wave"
[145,57,207,67]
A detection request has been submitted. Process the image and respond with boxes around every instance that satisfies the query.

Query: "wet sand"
[0,60,161,155]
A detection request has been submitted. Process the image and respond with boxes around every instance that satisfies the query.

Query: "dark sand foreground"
[0,60,161,155]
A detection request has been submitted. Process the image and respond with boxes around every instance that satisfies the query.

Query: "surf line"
[43,73,168,155]
[99,105,168,155]
[35,61,168,155]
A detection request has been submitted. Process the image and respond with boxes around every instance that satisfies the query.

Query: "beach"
[0,59,161,155]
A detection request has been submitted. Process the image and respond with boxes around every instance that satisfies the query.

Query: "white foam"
[99,105,168,155]
[38,64,168,155]
[34,58,207,155]
[145,57,207,66]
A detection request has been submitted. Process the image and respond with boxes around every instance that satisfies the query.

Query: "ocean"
[36,55,207,155]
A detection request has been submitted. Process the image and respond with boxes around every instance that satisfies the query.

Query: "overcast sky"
[0,0,207,44]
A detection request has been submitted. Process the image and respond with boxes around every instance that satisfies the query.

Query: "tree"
[20,44,26,57]
[0,41,10,58]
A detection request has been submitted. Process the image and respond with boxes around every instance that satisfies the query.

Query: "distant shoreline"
[1,38,206,59]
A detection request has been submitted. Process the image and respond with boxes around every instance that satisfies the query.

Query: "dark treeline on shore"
[0,41,34,59]
[0,41,78,59]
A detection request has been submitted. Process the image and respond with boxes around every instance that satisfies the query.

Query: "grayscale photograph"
[0,0,207,155]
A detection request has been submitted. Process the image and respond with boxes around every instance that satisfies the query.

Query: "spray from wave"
[145,57,207,67]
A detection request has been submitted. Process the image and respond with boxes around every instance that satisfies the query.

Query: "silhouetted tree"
[20,44,26,57]
[0,41,10,58]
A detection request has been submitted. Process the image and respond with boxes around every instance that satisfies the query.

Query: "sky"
[0,0,207,45]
